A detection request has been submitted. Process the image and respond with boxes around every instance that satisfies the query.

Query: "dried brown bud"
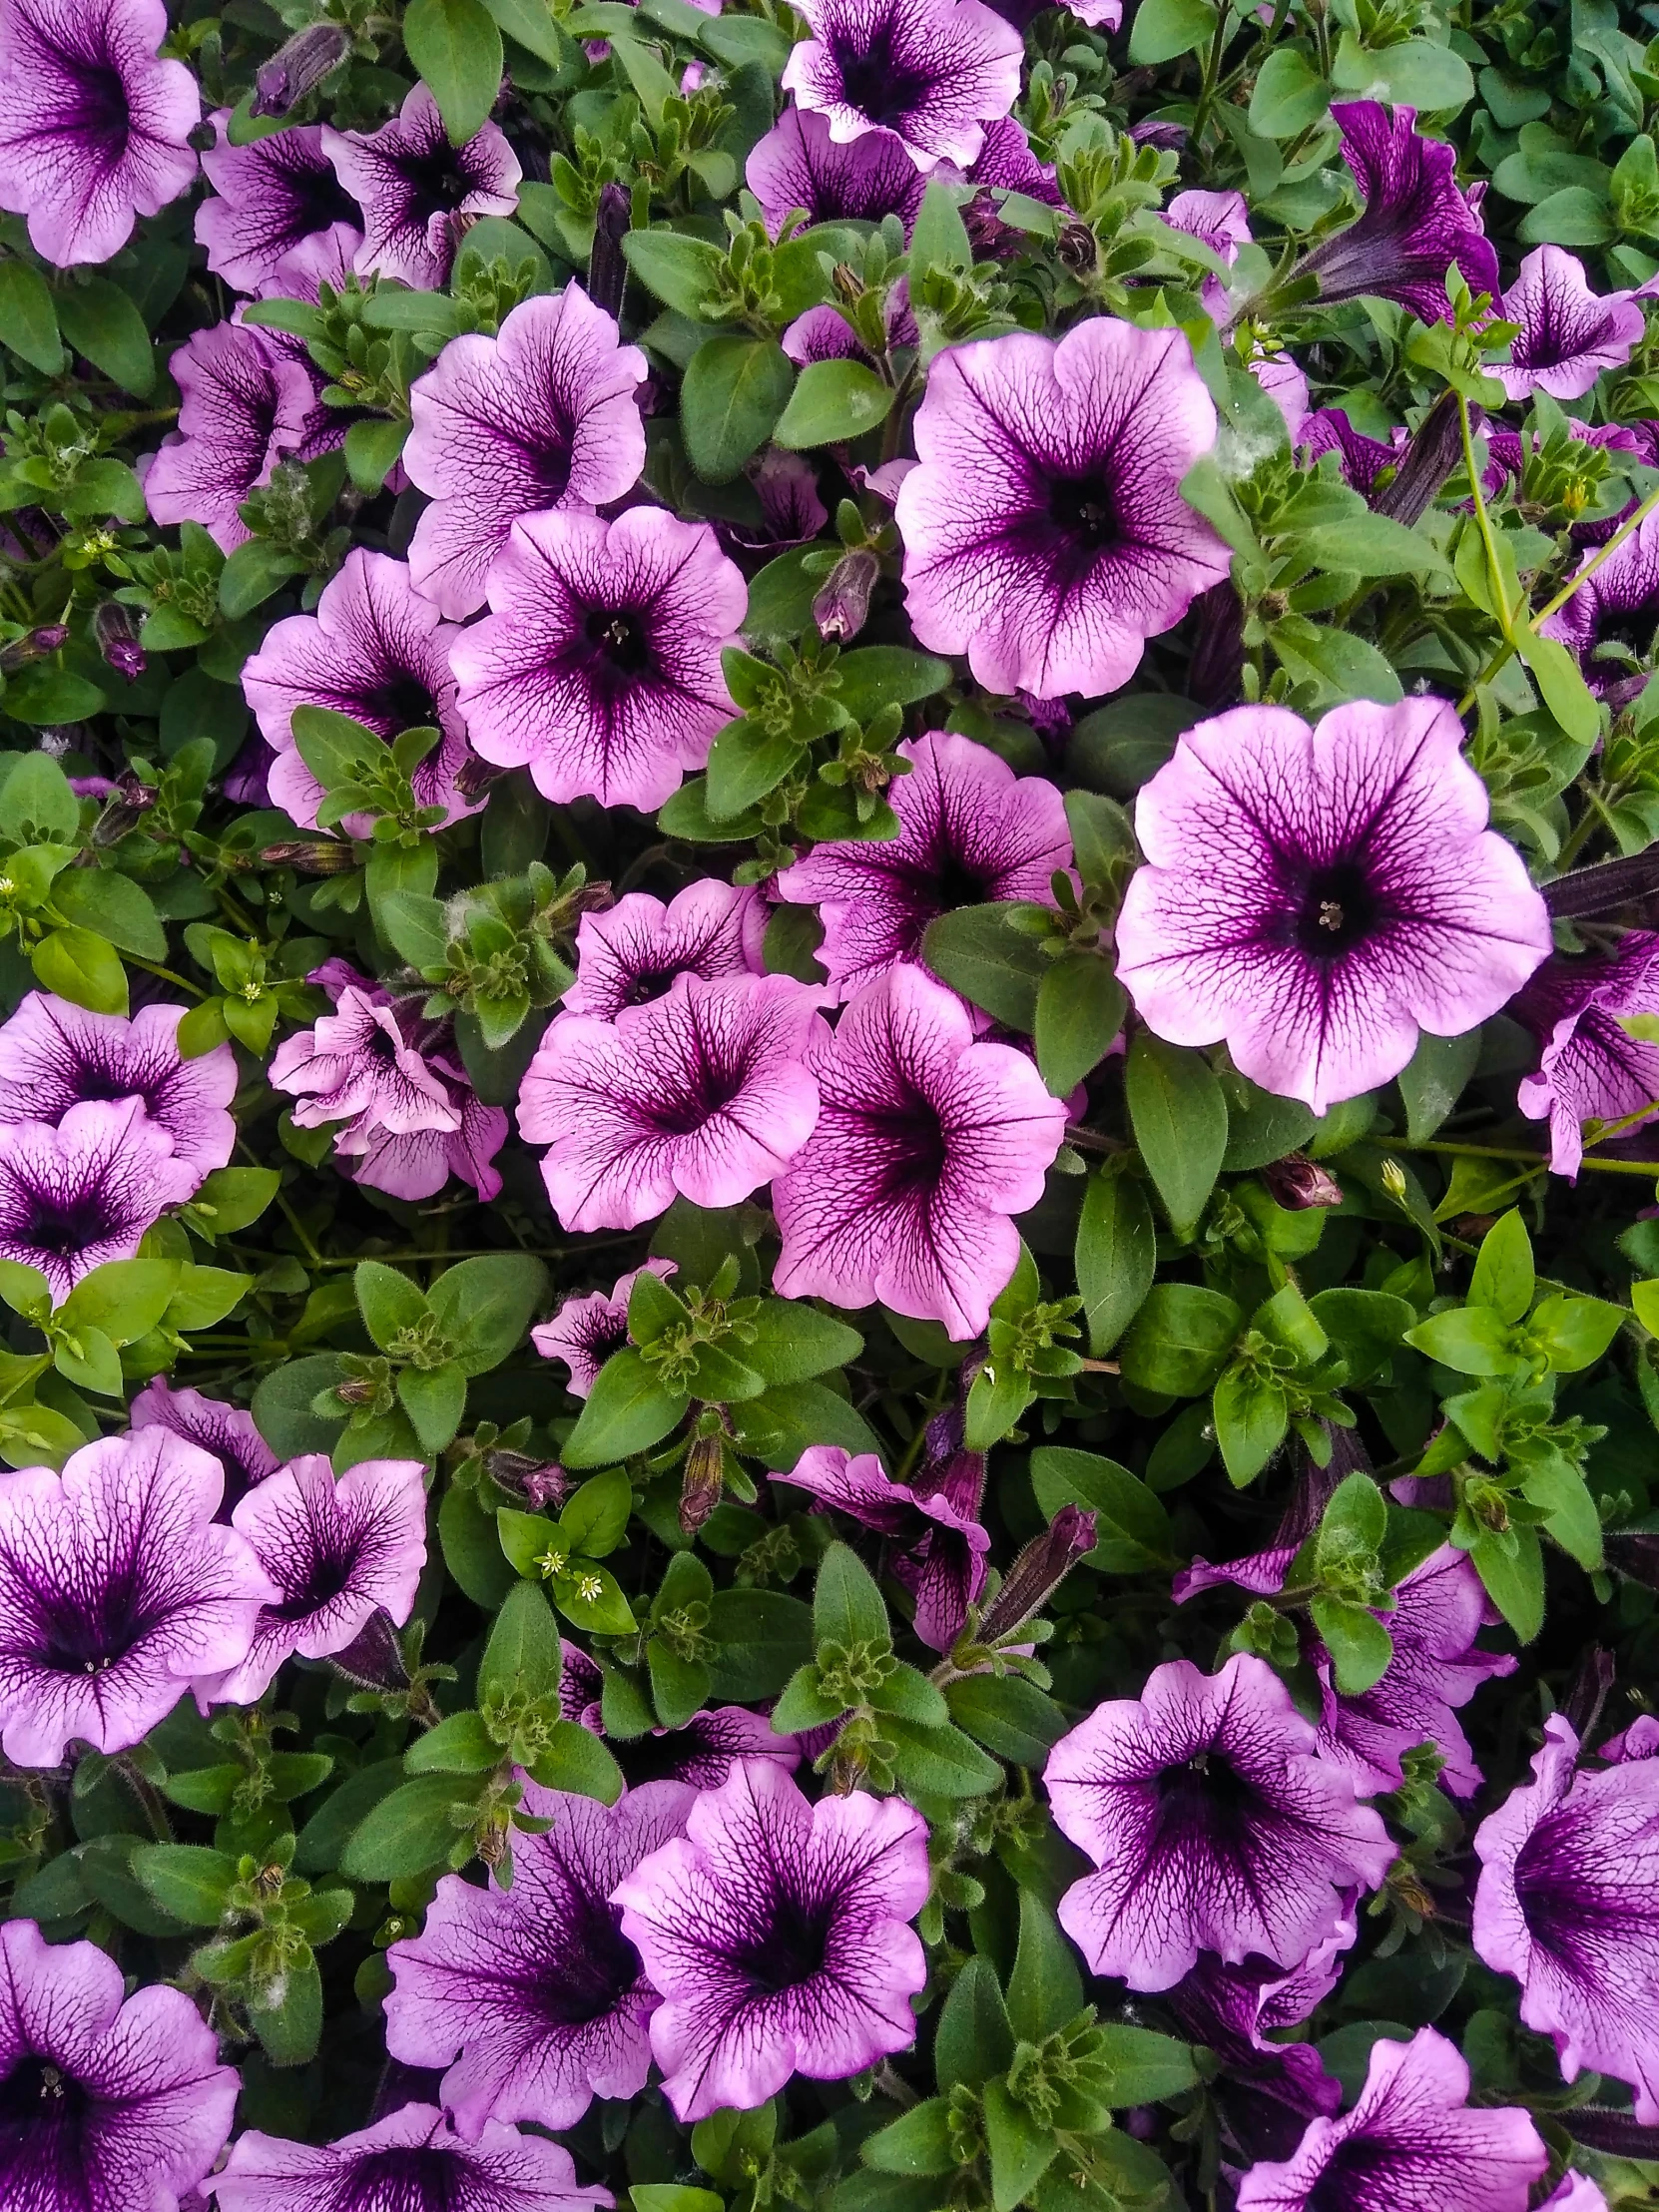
[679,1431,726,1536]
[813,548,880,643]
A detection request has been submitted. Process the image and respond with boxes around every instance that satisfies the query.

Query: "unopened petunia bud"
[1056,222,1098,277]
[260,839,359,873]
[0,623,69,671]
[813,548,879,642]
[323,1609,410,1693]
[679,1430,726,1535]
[93,601,145,683]
[587,184,632,324]
[977,1503,1097,1642]
[251,23,351,118]
[1261,1152,1344,1210]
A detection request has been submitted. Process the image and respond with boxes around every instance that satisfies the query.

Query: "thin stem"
[1393,1136,1656,1178]
[124,955,206,998]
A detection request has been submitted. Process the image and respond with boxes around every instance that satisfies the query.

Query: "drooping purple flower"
[1115,698,1552,1114]
[322,85,521,292]
[385,1781,694,2137]
[782,281,917,369]
[338,1050,508,1205]
[963,115,1062,206]
[0,1097,201,1302]
[1234,2027,1548,2212]
[130,1378,279,1516]
[1495,246,1643,402]
[894,319,1229,699]
[745,107,928,239]
[1300,102,1500,324]
[213,2103,612,2212]
[775,729,1072,1002]
[1514,933,1659,1177]
[243,548,482,835]
[200,1453,427,1708]
[1473,1713,1659,2122]
[404,287,649,620]
[451,508,748,814]
[0,1918,239,2212]
[612,1761,930,2120]
[196,112,364,293]
[1301,407,1408,499]
[734,449,831,552]
[0,1428,276,1766]
[271,986,459,1138]
[604,1707,803,1790]
[0,993,238,1180]
[1540,503,1659,680]
[776,1443,990,1650]
[772,962,1068,1339]
[1167,187,1251,320]
[0,0,199,268]
[1045,1653,1394,1992]
[781,0,1022,172]
[562,882,768,1024]
[532,1261,679,1396]
[143,322,316,552]
[518,974,825,1233]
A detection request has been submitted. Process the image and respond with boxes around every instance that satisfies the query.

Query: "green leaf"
[742,1302,863,1386]
[622,230,729,318]
[861,2100,957,2177]
[1269,616,1403,705]
[398,1362,468,1452]
[1212,1361,1289,1484]
[1091,2023,1201,2103]
[935,1954,1014,2091]
[355,1261,430,1353]
[908,179,972,284]
[1028,1446,1175,1572]
[1075,1166,1155,1356]
[482,0,568,60]
[833,648,953,719]
[1300,514,1452,578]
[1516,626,1602,744]
[31,926,128,1015]
[219,538,307,620]
[608,29,679,124]
[706,717,803,822]
[54,276,155,395]
[525,1719,627,1803]
[1396,1027,1482,1142]
[814,1540,889,1649]
[0,261,63,373]
[706,1589,815,1698]
[404,0,504,143]
[1465,1524,1545,1642]
[1468,1209,1534,1324]
[1527,1292,1626,1373]
[339,1775,475,1882]
[294,1760,408,1873]
[343,416,410,494]
[1310,1594,1394,1695]
[428,1254,549,1375]
[563,1350,687,1466]
[1035,952,1125,1097]
[1007,1888,1085,2040]
[249,1952,323,2067]
[983,2076,1058,2212]
[1128,0,1216,60]
[59,1260,180,1345]
[945,1674,1071,1766]
[1249,45,1332,136]
[1119,1285,1242,1396]
[1125,1031,1228,1237]
[552,1560,638,1635]
[131,1844,238,1926]
[681,334,796,481]
[1,667,105,727]
[921,903,1051,1030]
[478,1579,562,1704]
[377,890,451,970]
[773,358,894,448]
[880,1712,1003,1797]
[1404,1305,1520,1375]
[727,1379,882,1465]
[189,1167,280,1236]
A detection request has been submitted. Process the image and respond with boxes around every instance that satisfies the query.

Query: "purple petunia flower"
[0,1097,201,1301]
[451,508,748,814]
[143,322,317,552]
[1494,246,1644,402]
[1234,2026,1547,2211]
[200,1453,427,1708]
[893,319,1230,699]
[781,0,1022,172]
[0,1917,239,2211]
[983,0,1118,27]
[1164,1921,1350,2162]
[1301,102,1500,325]
[532,1261,678,1396]
[0,993,238,1180]
[775,729,1071,1002]
[385,1780,695,2137]
[1300,407,1408,499]
[1253,352,1310,440]
[961,114,1062,207]
[213,2103,612,2212]
[272,986,459,1138]
[774,1444,989,1650]
[131,1378,280,1516]
[404,287,649,620]
[0,0,199,268]
[196,112,364,293]
[1045,1653,1394,1991]
[1166,187,1251,320]
[1473,1713,1659,2121]
[562,881,768,1024]
[1514,934,1659,1177]
[518,973,825,1233]
[1115,698,1552,1114]
[1541,503,1659,678]
[745,107,928,239]
[322,85,521,292]
[1543,2179,1610,2212]
[243,548,482,834]
[612,1761,930,2120]
[772,962,1067,1339]
[605,1706,803,1790]
[0,1428,276,1766]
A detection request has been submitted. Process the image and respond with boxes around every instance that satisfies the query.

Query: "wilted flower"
[243,547,482,834]
[451,508,748,814]
[773,962,1067,1339]
[532,1261,679,1396]
[894,319,1229,698]
[143,322,316,552]
[1301,102,1500,323]
[249,21,351,118]
[196,112,363,292]
[323,84,521,291]
[0,0,200,267]
[562,882,768,1024]
[0,992,237,1179]
[1046,1653,1394,1991]
[775,1444,990,1651]
[385,1780,695,2136]
[1473,1713,1659,2122]
[1514,934,1659,1177]
[1541,502,1659,679]
[1166,187,1251,319]
[775,729,1071,1001]
[612,1762,930,2120]
[746,107,927,238]
[0,1918,239,2211]
[1234,2026,1547,2211]
[781,0,1023,171]
[1495,246,1643,402]
[0,1096,201,1300]
[214,2103,613,2212]
[1115,698,1552,1113]
[130,1378,279,1516]
[404,287,649,620]
[519,973,825,1233]
[0,1428,276,1766]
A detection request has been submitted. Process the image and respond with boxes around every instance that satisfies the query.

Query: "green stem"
[124,955,205,998]
[1393,1136,1657,1178]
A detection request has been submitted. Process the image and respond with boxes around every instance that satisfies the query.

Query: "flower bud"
[260,839,359,873]
[251,23,351,118]
[587,184,632,324]
[1056,222,1098,277]
[326,1609,411,1692]
[977,1504,1097,1642]
[679,1430,726,1535]
[93,601,145,683]
[813,548,880,642]
[1260,1152,1344,1210]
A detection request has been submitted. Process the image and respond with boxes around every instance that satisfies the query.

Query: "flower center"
[1304,2139,1402,2211]
[1293,861,1378,957]
[346,2142,472,2208]
[1152,1747,1256,1837]
[270,1539,357,1622]
[68,61,132,160]
[364,671,440,733]
[725,1891,835,1995]
[0,2053,92,2191]
[1592,592,1659,661]
[1046,469,1122,552]
[32,1559,164,1678]
[530,1893,644,2026]
[585,608,655,678]
[293,163,364,240]
[827,21,933,128]
[398,144,477,214]
[10,1176,133,1268]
